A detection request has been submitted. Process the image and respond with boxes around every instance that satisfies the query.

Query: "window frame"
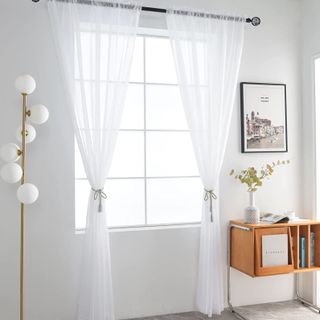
[75,28,201,231]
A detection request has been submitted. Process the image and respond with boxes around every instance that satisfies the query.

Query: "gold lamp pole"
[0,75,49,320]
[20,93,27,320]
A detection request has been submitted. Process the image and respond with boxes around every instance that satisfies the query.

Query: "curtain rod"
[33,0,261,26]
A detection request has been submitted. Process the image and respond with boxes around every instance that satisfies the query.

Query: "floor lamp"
[0,75,49,320]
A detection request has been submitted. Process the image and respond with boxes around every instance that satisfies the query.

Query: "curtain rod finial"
[248,16,261,26]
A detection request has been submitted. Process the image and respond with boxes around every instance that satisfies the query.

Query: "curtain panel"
[166,10,245,316]
[48,1,141,319]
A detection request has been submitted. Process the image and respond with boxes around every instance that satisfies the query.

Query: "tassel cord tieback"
[204,189,217,223]
[92,188,107,212]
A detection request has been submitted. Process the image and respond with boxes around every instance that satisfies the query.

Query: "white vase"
[245,191,260,224]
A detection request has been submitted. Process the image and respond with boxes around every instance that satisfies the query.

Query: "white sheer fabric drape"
[166,11,244,316]
[48,1,140,319]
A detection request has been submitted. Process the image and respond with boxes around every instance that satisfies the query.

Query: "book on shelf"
[311,232,315,267]
[300,236,306,268]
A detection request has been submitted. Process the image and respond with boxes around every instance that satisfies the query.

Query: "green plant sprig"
[229,160,290,192]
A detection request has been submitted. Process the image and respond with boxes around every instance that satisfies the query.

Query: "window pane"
[109,131,144,178]
[75,179,145,229]
[75,141,86,179]
[147,178,202,224]
[105,179,145,227]
[74,32,93,80]
[146,85,188,130]
[145,37,177,84]
[76,131,144,179]
[129,36,144,82]
[74,81,123,125]
[120,84,144,129]
[75,179,90,229]
[75,33,143,82]
[146,132,198,177]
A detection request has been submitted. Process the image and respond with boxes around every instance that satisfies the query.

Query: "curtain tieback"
[204,189,217,223]
[92,188,107,212]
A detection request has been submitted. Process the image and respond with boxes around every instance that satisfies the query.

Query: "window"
[75,32,202,229]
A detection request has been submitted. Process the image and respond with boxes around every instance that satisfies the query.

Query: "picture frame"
[240,82,288,153]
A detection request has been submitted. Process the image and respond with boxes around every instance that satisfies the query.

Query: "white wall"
[300,0,320,303]
[301,1,320,216]
[0,0,302,319]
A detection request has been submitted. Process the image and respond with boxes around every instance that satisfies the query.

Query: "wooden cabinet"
[230,220,320,277]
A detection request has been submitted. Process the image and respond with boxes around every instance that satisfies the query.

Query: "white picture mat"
[262,234,289,267]
[242,84,287,152]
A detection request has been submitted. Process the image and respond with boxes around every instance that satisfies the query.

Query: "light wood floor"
[131,300,320,320]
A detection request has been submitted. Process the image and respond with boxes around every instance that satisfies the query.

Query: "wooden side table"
[228,220,320,320]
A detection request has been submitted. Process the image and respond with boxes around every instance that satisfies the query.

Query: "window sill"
[75,222,200,234]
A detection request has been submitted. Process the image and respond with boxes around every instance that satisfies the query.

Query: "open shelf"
[290,226,299,269]
[310,224,320,267]
[230,219,320,277]
[254,227,293,276]
[294,266,320,273]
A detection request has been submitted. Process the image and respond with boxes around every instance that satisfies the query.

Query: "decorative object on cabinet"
[230,160,289,224]
[228,220,320,320]
[0,75,49,320]
[240,82,288,153]
[245,191,260,224]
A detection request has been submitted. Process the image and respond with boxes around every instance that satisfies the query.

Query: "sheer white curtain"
[48,1,140,319]
[166,11,244,316]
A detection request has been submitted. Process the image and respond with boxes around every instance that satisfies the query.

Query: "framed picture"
[240,82,288,153]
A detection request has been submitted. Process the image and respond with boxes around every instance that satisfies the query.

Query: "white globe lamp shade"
[17,183,39,204]
[1,163,23,183]
[0,143,21,162]
[16,124,36,144]
[14,75,36,95]
[29,104,49,125]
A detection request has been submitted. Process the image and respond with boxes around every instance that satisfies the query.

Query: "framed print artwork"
[240,82,288,153]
